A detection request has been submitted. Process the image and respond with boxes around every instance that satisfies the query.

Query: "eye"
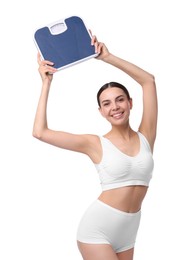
[103,102,110,107]
[117,97,124,102]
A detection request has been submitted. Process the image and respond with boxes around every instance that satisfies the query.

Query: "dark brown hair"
[97,82,131,107]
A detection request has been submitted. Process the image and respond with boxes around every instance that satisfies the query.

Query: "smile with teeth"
[112,112,124,118]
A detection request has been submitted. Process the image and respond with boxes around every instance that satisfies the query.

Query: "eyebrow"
[101,95,125,104]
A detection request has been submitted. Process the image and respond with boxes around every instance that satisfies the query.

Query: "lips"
[112,112,124,119]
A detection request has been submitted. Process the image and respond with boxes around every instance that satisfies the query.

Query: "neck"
[108,124,134,140]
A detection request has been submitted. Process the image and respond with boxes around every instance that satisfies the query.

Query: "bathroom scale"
[34,16,98,70]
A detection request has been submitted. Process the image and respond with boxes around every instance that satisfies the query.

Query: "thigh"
[77,241,119,260]
[117,247,134,260]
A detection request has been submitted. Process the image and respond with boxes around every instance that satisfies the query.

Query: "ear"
[129,98,133,110]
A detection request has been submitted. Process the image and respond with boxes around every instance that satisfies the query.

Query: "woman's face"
[99,87,132,125]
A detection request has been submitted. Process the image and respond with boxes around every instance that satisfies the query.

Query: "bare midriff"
[98,185,148,213]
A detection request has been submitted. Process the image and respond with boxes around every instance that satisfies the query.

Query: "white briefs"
[77,199,141,253]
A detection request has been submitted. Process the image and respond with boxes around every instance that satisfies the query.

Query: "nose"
[111,101,119,111]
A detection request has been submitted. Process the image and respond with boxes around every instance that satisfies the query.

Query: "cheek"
[99,107,106,117]
[99,107,110,118]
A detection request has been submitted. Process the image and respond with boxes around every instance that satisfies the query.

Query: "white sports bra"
[94,132,154,191]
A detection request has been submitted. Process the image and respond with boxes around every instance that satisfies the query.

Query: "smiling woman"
[33,33,158,260]
[97,85,132,125]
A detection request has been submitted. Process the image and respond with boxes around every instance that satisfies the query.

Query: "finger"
[38,63,57,74]
[91,35,98,45]
[97,42,103,54]
[42,65,57,73]
[40,59,55,67]
[94,40,102,54]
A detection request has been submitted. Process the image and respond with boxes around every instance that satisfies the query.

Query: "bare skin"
[33,34,158,260]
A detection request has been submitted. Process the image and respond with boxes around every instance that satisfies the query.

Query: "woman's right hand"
[37,53,57,83]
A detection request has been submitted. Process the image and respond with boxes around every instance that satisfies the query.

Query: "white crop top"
[94,132,154,191]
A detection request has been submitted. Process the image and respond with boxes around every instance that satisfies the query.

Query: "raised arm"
[32,54,97,156]
[92,36,158,151]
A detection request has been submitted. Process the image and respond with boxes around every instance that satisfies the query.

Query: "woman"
[33,34,158,260]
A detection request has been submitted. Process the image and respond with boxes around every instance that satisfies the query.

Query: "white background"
[0,0,195,259]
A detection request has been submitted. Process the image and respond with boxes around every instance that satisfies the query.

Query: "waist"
[98,185,148,213]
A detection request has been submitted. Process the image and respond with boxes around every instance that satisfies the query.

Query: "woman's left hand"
[90,32,110,61]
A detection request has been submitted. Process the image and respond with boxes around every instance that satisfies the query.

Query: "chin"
[110,119,129,126]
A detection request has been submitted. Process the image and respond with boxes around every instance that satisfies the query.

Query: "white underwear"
[77,199,141,253]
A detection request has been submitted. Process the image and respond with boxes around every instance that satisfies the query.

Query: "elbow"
[32,123,49,141]
[32,130,41,140]
[151,74,156,84]
[143,74,156,87]
[32,128,44,140]
[148,73,155,84]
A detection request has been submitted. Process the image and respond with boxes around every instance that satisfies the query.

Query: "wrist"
[41,80,51,91]
[102,53,116,64]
